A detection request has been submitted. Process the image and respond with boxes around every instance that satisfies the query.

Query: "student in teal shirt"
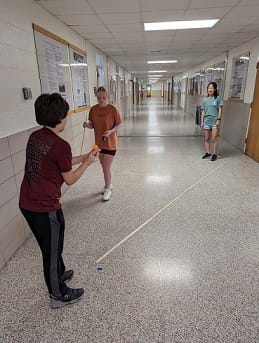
[201,82,224,161]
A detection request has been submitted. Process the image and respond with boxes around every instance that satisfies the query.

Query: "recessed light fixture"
[147,60,178,64]
[144,19,219,31]
[59,63,88,67]
[148,70,167,73]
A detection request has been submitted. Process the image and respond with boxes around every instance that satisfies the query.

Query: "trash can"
[196,106,202,126]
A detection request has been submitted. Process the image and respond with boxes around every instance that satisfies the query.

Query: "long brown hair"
[207,82,218,99]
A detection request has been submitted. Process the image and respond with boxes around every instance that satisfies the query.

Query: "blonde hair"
[96,86,107,94]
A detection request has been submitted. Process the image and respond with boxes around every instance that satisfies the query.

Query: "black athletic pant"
[20,208,68,297]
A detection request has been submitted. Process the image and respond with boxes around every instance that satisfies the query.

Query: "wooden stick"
[80,127,86,155]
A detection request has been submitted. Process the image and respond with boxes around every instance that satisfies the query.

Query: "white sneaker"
[102,185,112,195]
[103,188,112,201]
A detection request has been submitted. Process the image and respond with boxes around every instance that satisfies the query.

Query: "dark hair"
[207,82,218,98]
[35,93,69,128]
[96,86,107,94]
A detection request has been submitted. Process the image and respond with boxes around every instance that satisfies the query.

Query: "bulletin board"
[69,44,90,112]
[33,24,90,113]
[229,53,250,100]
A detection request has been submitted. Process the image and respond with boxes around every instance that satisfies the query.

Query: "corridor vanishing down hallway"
[1,98,259,342]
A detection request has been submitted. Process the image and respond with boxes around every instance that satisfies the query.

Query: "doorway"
[245,62,259,162]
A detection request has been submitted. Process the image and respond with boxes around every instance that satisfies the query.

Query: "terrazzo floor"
[1,98,259,342]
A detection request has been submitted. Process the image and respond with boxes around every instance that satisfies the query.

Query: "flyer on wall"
[69,48,89,109]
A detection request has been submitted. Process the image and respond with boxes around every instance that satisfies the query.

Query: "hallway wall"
[0,0,129,269]
[184,95,251,151]
[180,38,259,152]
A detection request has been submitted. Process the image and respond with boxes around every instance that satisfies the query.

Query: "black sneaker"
[61,270,74,283]
[202,153,211,159]
[211,154,218,161]
[50,287,84,309]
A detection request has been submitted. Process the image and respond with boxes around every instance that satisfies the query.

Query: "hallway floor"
[1,98,259,342]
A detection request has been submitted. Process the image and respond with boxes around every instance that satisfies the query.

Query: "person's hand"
[82,150,99,165]
[83,121,93,129]
[216,120,221,128]
[201,123,204,129]
[102,129,112,140]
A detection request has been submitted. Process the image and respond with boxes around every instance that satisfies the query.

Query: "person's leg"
[99,153,114,189]
[211,127,219,155]
[21,209,68,297]
[204,129,211,153]
[56,209,66,279]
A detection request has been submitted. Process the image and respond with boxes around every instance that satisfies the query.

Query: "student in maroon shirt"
[19,93,99,308]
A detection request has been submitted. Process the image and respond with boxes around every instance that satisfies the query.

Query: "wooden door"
[246,62,259,162]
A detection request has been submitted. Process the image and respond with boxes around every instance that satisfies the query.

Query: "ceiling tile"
[144,31,174,41]
[240,23,259,32]
[57,14,103,25]
[184,7,232,19]
[174,29,208,39]
[88,0,140,13]
[84,32,114,39]
[99,12,141,24]
[142,10,185,22]
[37,0,259,74]
[38,0,95,15]
[107,23,144,32]
[72,25,109,35]
[140,0,189,11]
[112,31,144,38]
[239,0,259,4]
[210,24,245,33]
[89,38,118,45]
[226,5,259,17]
[217,17,258,26]
[189,0,239,9]
[116,36,145,44]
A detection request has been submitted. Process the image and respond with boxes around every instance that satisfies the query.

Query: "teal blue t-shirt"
[201,96,224,119]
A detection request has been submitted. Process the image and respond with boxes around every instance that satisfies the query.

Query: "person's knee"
[212,137,217,143]
[205,136,210,143]
[103,165,111,173]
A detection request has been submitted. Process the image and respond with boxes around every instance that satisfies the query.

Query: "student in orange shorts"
[83,87,121,201]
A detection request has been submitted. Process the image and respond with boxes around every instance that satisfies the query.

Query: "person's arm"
[83,108,94,129]
[62,151,98,186]
[201,100,205,128]
[72,154,89,166]
[216,97,224,126]
[216,106,223,126]
[103,124,120,138]
[83,120,93,129]
[201,111,205,128]
[103,107,122,138]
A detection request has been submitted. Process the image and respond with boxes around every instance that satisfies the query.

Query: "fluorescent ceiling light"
[59,63,88,67]
[148,74,162,77]
[240,56,250,60]
[147,60,178,64]
[148,70,167,73]
[144,19,219,31]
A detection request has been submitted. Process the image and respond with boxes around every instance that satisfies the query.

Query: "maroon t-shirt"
[19,127,72,212]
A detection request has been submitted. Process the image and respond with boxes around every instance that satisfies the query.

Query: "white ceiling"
[36,0,259,77]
